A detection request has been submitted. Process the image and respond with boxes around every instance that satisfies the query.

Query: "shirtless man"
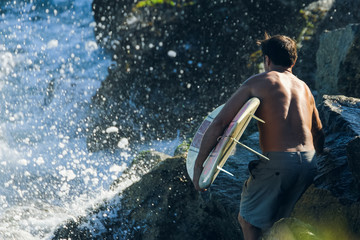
[192,33,325,239]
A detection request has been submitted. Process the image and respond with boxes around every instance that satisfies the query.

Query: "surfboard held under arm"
[186,97,264,189]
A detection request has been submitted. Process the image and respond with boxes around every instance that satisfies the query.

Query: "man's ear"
[264,55,270,67]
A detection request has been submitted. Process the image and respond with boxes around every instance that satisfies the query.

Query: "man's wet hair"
[257,33,297,68]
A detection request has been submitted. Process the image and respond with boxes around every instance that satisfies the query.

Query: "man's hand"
[193,165,207,192]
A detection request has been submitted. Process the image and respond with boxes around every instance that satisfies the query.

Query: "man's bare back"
[192,33,325,240]
[246,70,321,152]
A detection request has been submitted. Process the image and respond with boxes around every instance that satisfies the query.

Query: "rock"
[260,94,360,239]
[87,0,314,151]
[318,95,360,189]
[264,218,320,240]
[111,150,171,190]
[292,186,360,240]
[52,154,242,240]
[313,95,360,201]
[347,136,360,188]
[173,139,191,157]
[52,95,360,239]
[316,24,360,98]
[294,0,360,89]
[280,95,360,239]
[320,95,360,135]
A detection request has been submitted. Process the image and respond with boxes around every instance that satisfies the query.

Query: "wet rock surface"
[52,154,243,240]
[87,0,314,151]
[87,0,360,152]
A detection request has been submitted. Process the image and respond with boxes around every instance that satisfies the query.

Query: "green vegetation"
[174,139,192,156]
[297,8,327,46]
[135,0,195,8]
[136,0,176,8]
[247,49,263,68]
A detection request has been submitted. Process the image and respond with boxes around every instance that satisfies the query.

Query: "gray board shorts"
[240,151,317,230]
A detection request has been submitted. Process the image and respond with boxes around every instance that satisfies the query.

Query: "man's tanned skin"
[192,57,324,189]
[192,35,324,240]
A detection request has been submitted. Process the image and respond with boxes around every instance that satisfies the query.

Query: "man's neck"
[268,64,293,73]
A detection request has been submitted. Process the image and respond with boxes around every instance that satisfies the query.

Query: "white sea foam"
[47,39,59,49]
[0,51,15,78]
[106,126,119,133]
[117,138,129,149]
[0,0,118,239]
[168,50,177,58]
[85,40,99,52]
[0,1,182,239]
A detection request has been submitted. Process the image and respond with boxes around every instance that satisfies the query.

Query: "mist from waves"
[0,1,180,239]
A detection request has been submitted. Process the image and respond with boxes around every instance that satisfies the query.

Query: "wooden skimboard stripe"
[186,97,265,189]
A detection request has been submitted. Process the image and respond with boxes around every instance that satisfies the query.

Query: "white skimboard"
[186,97,269,189]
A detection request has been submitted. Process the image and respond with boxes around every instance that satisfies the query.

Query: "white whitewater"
[0,1,179,239]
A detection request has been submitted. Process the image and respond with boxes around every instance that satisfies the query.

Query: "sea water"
[0,1,179,239]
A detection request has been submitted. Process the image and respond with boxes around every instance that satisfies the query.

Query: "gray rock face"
[347,136,360,189]
[294,0,360,88]
[316,24,360,98]
[318,95,360,190]
[315,95,360,200]
[320,95,360,135]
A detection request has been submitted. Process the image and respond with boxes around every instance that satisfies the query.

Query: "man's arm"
[192,116,228,191]
[192,82,252,191]
[311,101,325,154]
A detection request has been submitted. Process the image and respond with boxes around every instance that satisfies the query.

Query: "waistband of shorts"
[262,150,316,162]
[263,150,316,155]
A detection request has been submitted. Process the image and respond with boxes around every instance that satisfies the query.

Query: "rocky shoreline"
[53,0,360,239]
[52,94,360,239]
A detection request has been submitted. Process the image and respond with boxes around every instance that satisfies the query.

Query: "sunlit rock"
[316,24,360,98]
[294,0,360,88]
[264,218,320,240]
[319,95,360,187]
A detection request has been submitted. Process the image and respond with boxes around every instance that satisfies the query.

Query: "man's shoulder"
[245,72,278,87]
[246,72,271,83]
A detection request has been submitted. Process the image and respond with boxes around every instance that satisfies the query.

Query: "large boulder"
[316,24,360,98]
[87,0,315,151]
[261,95,360,240]
[289,95,360,239]
[294,0,360,89]
[52,95,360,239]
[52,154,243,240]
[347,136,360,189]
[264,218,320,240]
[318,95,360,188]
